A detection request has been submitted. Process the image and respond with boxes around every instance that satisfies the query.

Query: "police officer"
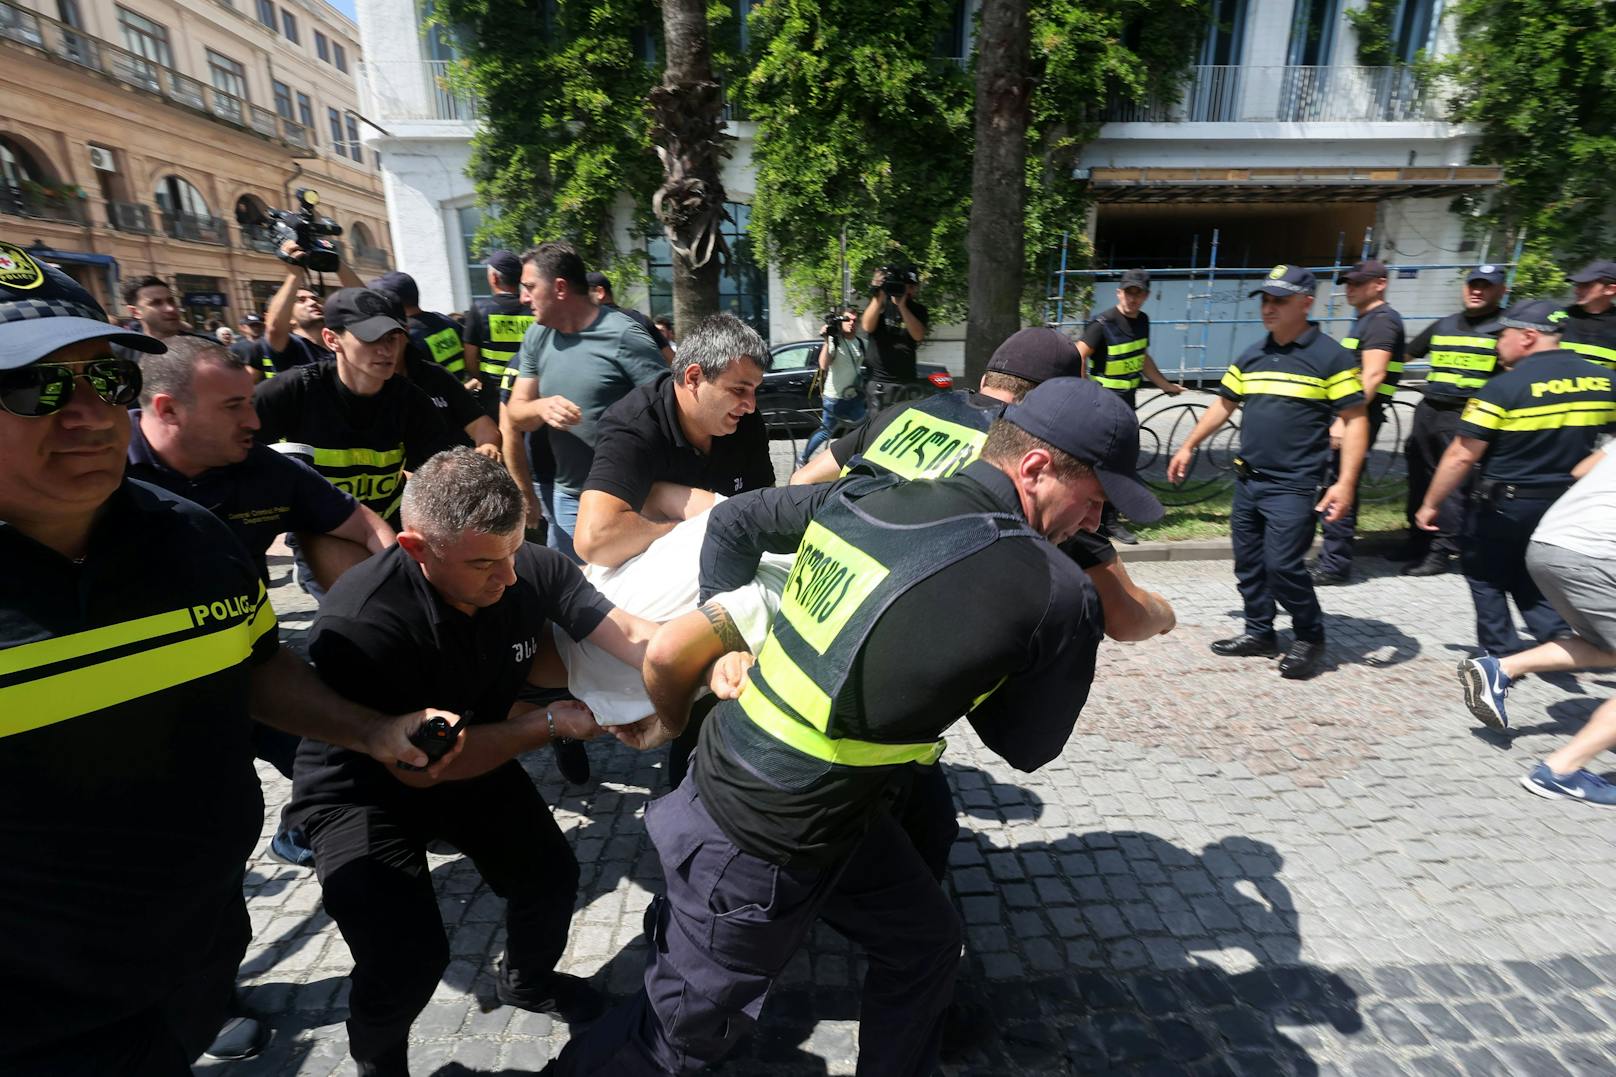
[230,312,267,368]
[1168,265,1369,680]
[464,251,536,416]
[1416,300,1616,657]
[372,270,473,387]
[1560,260,1616,371]
[547,377,1156,1076]
[0,242,460,1077]
[1076,268,1186,544]
[1313,259,1405,584]
[1401,265,1508,575]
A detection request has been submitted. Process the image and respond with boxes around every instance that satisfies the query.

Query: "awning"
[1087,166,1502,204]
[24,244,117,268]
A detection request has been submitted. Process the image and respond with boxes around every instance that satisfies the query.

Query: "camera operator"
[262,193,366,375]
[799,307,866,466]
[859,263,929,410]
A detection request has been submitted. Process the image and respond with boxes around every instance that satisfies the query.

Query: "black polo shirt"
[403,350,482,443]
[1560,304,1616,371]
[0,480,276,1056]
[126,416,357,584]
[288,542,613,814]
[692,460,1101,866]
[1217,325,1365,489]
[1342,303,1405,404]
[254,359,459,525]
[583,371,775,508]
[867,298,930,383]
[267,331,335,374]
[1458,351,1616,484]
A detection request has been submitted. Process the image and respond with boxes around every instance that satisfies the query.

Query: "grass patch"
[1132,482,1410,542]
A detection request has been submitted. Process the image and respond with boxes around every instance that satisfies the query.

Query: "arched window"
[156,175,210,219]
[0,136,46,191]
[350,221,375,253]
[234,193,273,251]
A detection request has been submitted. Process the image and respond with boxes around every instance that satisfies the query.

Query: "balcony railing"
[161,211,230,245]
[0,0,318,149]
[359,59,478,123]
[108,200,154,233]
[1101,65,1444,124]
[0,183,88,224]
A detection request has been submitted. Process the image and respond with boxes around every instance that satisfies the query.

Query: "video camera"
[263,189,343,273]
[878,264,915,299]
[822,311,845,338]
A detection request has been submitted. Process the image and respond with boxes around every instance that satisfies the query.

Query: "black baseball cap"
[1119,269,1150,290]
[1338,259,1388,284]
[242,313,264,325]
[1492,300,1569,335]
[1466,264,1507,286]
[486,251,522,284]
[1567,261,1616,285]
[585,271,612,293]
[1001,376,1164,523]
[369,271,419,309]
[323,288,407,342]
[986,327,1083,385]
[1250,264,1316,298]
[0,241,164,370]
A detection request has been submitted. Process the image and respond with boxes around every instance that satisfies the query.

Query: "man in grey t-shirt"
[504,243,666,562]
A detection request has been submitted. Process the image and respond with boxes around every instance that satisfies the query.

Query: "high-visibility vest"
[848,390,999,480]
[1089,310,1149,393]
[1422,311,1499,399]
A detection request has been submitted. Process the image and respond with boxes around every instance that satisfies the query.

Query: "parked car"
[758,337,954,438]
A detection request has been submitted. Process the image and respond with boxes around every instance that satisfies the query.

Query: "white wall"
[374,138,475,311]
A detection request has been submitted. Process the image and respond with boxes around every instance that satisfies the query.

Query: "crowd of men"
[3,228,1615,1077]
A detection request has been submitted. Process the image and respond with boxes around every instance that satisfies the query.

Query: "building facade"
[356,0,1497,373]
[0,0,394,328]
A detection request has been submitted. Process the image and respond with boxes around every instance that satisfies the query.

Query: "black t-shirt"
[1559,304,1616,371]
[0,481,276,1054]
[1217,325,1365,488]
[1341,304,1406,404]
[403,351,482,443]
[408,310,467,376]
[287,542,613,814]
[583,371,775,507]
[254,359,459,524]
[1458,350,1616,484]
[692,460,1101,866]
[603,303,670,352]
[866,297,930,383]
[829,390,1116,570]
[267,331,336,374]
[125,417,356,584]
[229,335,266,367]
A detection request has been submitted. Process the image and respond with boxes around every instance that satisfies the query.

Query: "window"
[457,205,490,301]
[281,10,298,43]
[314,30,328,61]
[1391,0,1438,62]
[297,92,315,142]
[345,114,360,160]
[256,0,275,29]
[208,50,248,101]
[0,137,45,192]
[328,107,346,157]
[332,42,347,72]
[646,201,767,337]
[272,80,293,119]
[118,7,172,70]
[156,175,210,219]
[1286,0,1338,66]
[1198,0,1246,65]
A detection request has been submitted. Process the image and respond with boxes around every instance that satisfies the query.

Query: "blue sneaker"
[1522,763,1616,807]
[267,827,316,868]
[1459,655,1511,730]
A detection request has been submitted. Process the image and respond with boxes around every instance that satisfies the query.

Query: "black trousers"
[1231,476,1324,642]
[1461,497,1572,655]
[1317,404,1386,574]
[1404,397,1468,557]
[298,761,579,1063]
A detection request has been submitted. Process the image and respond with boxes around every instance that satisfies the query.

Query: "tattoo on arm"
[699,602,748,654]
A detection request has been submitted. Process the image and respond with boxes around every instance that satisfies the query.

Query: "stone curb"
[1118,531,1409,563]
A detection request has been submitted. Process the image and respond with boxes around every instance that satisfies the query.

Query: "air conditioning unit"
[88,146,117,173]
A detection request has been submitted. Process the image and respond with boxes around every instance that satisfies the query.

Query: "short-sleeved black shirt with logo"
[402,350,482,443]
[1559,305,1616,372]
[1457,350,1616,484]
[866,298,930,383]
[0,481,278,1056]
[1341,304,1406,405]
[583,371,775,507]
[287,542,613,815]
[266,331,336,374]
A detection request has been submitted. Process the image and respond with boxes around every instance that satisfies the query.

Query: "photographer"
[262,191,365,375]
[859,263,929,410]
[799,307,867,466]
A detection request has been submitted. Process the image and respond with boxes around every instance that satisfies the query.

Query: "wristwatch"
[546,708,558,742]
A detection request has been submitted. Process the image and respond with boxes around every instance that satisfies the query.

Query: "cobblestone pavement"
[197,551,1616,1076]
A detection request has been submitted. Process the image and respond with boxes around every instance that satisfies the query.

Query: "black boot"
[1278,639,1327,679]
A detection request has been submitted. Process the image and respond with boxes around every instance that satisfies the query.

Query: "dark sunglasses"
[0,357,143,418]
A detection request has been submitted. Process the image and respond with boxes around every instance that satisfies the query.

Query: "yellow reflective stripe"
[1244,370,1327,387]
[1109,356,1144,376]
[1340,337,1360,350]
[0,588,274,739]
[1325,369,1365,401]
[1219,367,1243,394]
[1241,381,1327,401]
[0,607,196,677]
[1429,371,1488,388]
[1429,351,1497,371]
[971,676,1007,712]
[1108,337,1149,357]
[861,409,988,481]
[1376,383,1398,397]
[754,634,831,731]
[309,446,405,469]
[736,682,945,767]
[1093,375,1139,390]
[1564,342,1616,368]
[1432,335,1497,350]
[778,521,891,654]
[1482,401,1616,431]
[488,314,533,343]
[1461,398,1506,429]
